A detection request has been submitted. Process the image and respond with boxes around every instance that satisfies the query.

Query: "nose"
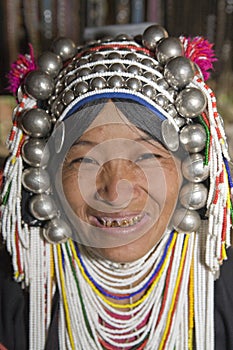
[95,159,140,207]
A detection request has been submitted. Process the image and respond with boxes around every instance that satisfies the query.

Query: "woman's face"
[62,101,182,262]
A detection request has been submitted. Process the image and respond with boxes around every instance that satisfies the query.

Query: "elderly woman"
[0,24,233,350]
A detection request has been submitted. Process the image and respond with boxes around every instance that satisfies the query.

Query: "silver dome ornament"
[173,115,186,128]
[156,37,184,65]
[90,53,105,61]
[90,77,106,90]
[29,194,57,220]
[156,78,170,90]
[37,51,63,77]
[128,65,142,75]
[43,218,71,244]
[142,84,156,99]
[61,90,75,105]
[73,81,89,96]
[78,67,92,77]
[124,52,138,61]
[172,208,201,233]
[110,62,125,72]
[182,153,209,182]
[22,167,50,194]
[108,75,124,88]
[93,64,108,73]
[166,104,178,118]
[164,56,195,89]
[126,78,142,91]
[108,52,122,60]
[141,58,155,68]
[175,87,207,118]
[20,108,52,138]
[179,182,208,210]
[142,24,168,51]
[51,37,76,61]
[154,93,169,109]
[75,57,89,68]
[180,124,206,153]
[24,70,54,100]
[161,120,179,151]
[22,139,50,167]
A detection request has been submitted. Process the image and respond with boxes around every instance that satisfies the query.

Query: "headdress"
[1,24,232,349]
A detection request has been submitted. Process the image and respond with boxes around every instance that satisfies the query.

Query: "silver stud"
[24,70,54,100]
[90,77,106,90]
[124,52,138,61]
[78,67,92,77]
[144,71,156,81]
[126,77,142,91]
[75,57,89,68]
[127,65,142,75]
[64,75,76,86]
[90,53,105,61]
[22,139,50,167]
[154,93,169,109]
[175,87,207,118]
[93,64,108,73]
[37,51,63,77]
[20,108,52,138]
[107,52,122,60]
[180,124,206,153]
[61,90,75,105]
[172,208,201,233]
[179,182,208,210]
[142,84,156,99]
[108,75,124,88]
[22,167,50,194]
[166,104,178,118]
[110,62,125,72]
[51,37,76,61]
[173,115,186,128]
[142,24,168,51]
[156,37,184,65]
[182,153,209,182]
[156,78,170,90]
[29,194,57,220]
[141,58,155,68]
[73,81,89,96]
[164,56,195,89]
[44,218,71,243]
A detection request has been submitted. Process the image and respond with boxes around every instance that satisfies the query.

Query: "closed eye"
[135,153,162,162]
[70,157,99,165]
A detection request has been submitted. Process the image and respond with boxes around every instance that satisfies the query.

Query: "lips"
[96,214,143,228]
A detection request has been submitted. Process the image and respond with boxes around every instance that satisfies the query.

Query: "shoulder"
[214,246,233,349]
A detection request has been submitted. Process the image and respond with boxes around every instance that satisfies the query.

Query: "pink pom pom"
[180,36,217,81]
[7,44,37,96]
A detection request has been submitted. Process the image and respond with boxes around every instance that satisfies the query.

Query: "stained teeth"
[98,215,142,228]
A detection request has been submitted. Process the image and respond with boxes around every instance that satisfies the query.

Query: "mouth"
[96,214,143,228]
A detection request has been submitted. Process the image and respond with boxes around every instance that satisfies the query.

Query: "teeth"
[98,215,142,228]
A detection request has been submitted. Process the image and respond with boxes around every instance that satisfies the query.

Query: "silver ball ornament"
[179,182,208,210]
[37,51,63,77]
[61,90,75,105]
[52,37,76,61]
[22,139,50,167]
[20,108,52,138]
[108,75,124,88]
[29,194,57,220]
[154,93,169,109]
[156,37,184,65]
[180,124,206,153]
[74,81,89,96]
[175,87,207,118]
[90,77,106,90]
[110,63,125,72]
[142,84,156,99]
[172,208,201,233]
[182,153,209,182]
[142,25,168,51]
[24,70,54,100]
[22,168,50,194]
[164,56,195,89]
[126,78,142,91]
[44,218,71,244]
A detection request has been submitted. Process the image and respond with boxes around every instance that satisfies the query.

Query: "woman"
[1,24,233,349]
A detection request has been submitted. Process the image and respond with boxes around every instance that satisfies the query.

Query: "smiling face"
[62,101,182,262]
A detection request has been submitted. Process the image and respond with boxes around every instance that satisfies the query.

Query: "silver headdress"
[1,24,232,350]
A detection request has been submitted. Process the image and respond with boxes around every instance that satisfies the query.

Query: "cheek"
[62,170,84,209]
